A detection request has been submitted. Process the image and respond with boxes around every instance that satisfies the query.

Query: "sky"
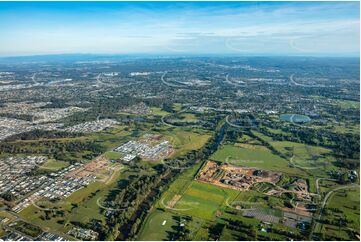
[0,1,359,57]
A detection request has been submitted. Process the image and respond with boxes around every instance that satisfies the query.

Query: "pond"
[280,114,311,123]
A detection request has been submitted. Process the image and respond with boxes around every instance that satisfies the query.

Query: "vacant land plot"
[270,141,334,168]
[163,128,211,157]
[39,159,69,171]
[104,151,121,160]
[210,144,301,175]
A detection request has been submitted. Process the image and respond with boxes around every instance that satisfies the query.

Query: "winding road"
[160,72,184,88]
[225,115,257,129]
[310,183,360,239]
[289,155,323,170]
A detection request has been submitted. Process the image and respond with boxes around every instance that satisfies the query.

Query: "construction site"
[197,160,282,191]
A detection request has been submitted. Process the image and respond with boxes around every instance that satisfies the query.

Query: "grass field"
[87,126,133,150]
[316,186,360,240]
[138,161,207,240]
[329,123,360,135]
[333,100,360,109]
[139,150,303,241]
[325,187,360,229]
[252,131,273,143]
[104,151,121,160]
[150,107,170,116]
[210,144,302,175]
[162,128,211,157]
[139,180,239,240]
[270,141,334,168]
[137,209,178,240]
[0,210,17,236]
[39,159,69,171]
[172,103,183,112]
[173,181,232,220]
[174,113,199,123]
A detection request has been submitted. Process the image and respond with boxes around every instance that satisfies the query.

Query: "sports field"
[137,209,178,240]
[173,181,239,220]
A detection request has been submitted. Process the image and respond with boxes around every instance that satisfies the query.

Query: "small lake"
[280,114,311,123]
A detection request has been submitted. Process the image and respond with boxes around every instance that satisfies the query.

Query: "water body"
[280,114,311,123]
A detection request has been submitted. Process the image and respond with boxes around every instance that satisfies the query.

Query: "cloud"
[0,1,359,56]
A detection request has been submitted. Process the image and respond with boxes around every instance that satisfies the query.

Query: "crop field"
[210,144,303,175]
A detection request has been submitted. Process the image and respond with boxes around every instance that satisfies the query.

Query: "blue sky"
[0,1,359,56]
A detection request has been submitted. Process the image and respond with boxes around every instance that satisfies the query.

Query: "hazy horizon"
[0,1,359,57]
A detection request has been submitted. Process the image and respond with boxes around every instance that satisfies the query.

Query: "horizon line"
[0,52,359,59]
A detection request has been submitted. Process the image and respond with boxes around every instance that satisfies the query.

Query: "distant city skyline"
[0,1,359,57]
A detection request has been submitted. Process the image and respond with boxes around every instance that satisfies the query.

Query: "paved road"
[289,74,307,87]
[31,73,38,84]
[161,115,176,127]
[315,178,337,196]
[289,74,322,88]
[160,72,183,88]
[225,73,244,87]
[318,184,359,218]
